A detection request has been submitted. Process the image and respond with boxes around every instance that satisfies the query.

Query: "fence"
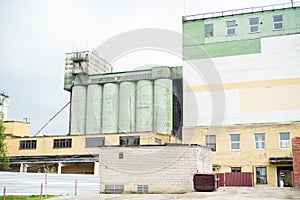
[217,172,253,187]
[0,172,100,195]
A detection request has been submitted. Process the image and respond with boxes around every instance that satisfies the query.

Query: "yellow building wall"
[183,123,299,187]
[5,132,177,157]
[4,121,30,137]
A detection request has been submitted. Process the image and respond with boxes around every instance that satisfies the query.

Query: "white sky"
[0,0,292,135]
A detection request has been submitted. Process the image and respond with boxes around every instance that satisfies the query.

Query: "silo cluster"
[70,79,173,135]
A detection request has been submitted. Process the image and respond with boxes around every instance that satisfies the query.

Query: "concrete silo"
[154,79,173,135]
[118,82,136,133]
[85,84,102,134]
[136,80,153,132]
[102,83,119,133]
[70,85,87,135]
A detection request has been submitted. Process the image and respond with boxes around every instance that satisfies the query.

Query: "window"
[205,23,214,37]
[104,184,124,193]
[256,167,267,184]
[119,152,124,159]
[279,132,290,149]
[226,20,236,35]
[19,140,37,149]
[273,15,283,30]
[85,137,105,148]
[119,136,140,146]
[255,133,265,150]
[230,134,240,150]
[53,139,72,148]
[231,167,241,172]
[137,185,149,193]
[205,135,216,151]
[155,138,161,144]
[249,17,259,33]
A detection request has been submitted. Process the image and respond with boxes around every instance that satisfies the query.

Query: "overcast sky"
[0,0,292,136]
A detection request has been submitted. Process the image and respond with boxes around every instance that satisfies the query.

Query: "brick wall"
[292,137,300,189]
[98,145,212,193]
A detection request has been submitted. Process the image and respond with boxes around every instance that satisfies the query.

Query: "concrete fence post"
[75,179,78,196]
[40,183,43,200]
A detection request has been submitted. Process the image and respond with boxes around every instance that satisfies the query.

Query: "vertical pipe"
[39,183,43,200]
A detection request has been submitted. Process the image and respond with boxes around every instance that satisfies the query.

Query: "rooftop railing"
[183,1,300,21]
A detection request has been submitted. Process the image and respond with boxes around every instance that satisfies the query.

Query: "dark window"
[231,167,241,172]
[205,23,214,37]
[249,17,259,33]
[53,139,72,148]
[104,184,124,193]
[19,140,37,149]
[256,167,267,184]
[273,15,283,30]
[205,135,216,151]
[155,138,161,144]
[226,20,236,35]
[137,185,149,193]
[85,137,105,148]
[119,136,140,146]
[119,152,124,159]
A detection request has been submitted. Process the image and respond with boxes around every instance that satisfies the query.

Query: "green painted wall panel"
[183,38,261,59]
[183,8,300,58]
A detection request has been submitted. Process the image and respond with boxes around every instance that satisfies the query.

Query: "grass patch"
[0,195,57,200]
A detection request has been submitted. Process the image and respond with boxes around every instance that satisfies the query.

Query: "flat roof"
[183,2,300,21]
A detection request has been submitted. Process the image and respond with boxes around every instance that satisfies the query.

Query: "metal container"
[193,173,219,191]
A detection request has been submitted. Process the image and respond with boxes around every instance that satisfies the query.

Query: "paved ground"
[50,187,300,200]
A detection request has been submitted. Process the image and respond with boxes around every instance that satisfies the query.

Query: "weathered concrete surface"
[50,187,300,200]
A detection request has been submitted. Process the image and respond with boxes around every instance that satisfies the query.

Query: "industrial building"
[2,1,300,190]
[64,51,183,137]
[182,2,300,187]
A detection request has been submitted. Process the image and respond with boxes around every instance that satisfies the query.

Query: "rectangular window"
[231,167,241,172]
[53,139,72,148]
[279,132,290,149]
[256,167,267,184]
[119,136,140,146]
[273,15,283,30]
[205,135,216,151]
[155,138,161,145]
[255,133,265,150]
[19,140,37,149]
[85,137,105,148]
[119,152,124,159]
[104,184,124,193]
[205,23,214,37]
[137,185,149,193]
[226,20,236,35]
[230,134,240,150]
[249,17,259,33]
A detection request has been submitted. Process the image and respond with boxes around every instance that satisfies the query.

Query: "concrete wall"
[98,145,212,193]
[183,122,299,187]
